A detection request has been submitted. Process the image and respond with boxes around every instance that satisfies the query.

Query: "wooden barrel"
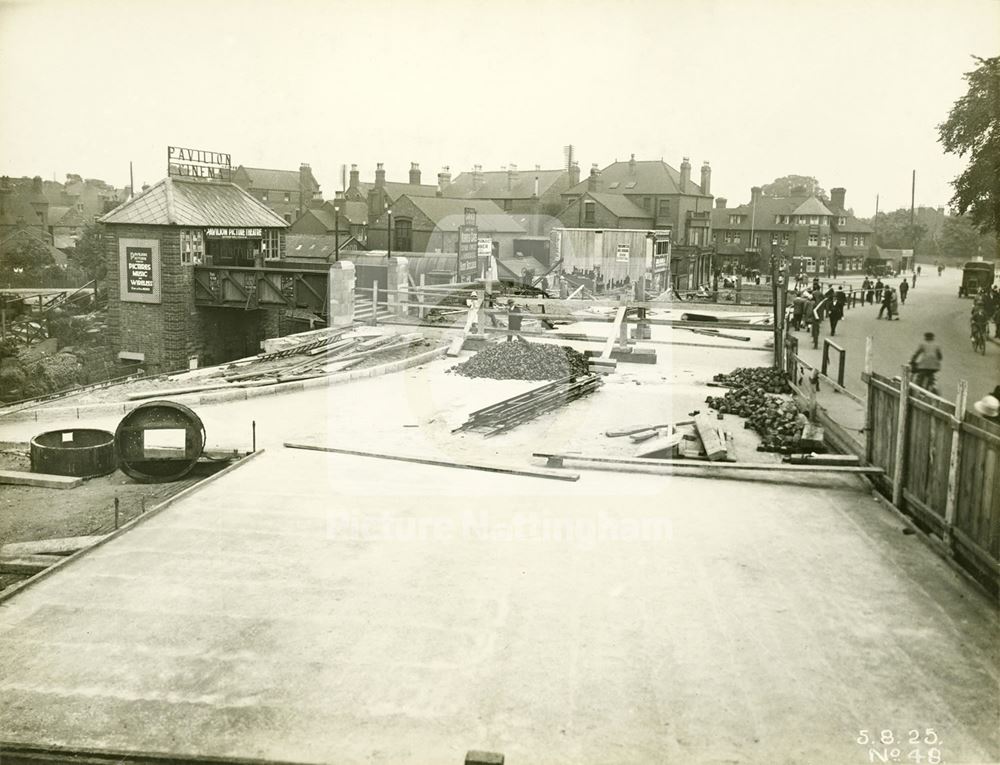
[115,401,205,483]
[30,428,117,478]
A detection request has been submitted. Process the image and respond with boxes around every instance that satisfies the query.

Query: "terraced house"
[711,186,872,277]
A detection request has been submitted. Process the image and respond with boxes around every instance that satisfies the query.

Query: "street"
[793,267,998,403]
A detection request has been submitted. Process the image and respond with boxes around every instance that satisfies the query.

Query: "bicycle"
[913,368,939,395]
[971,321,987,354]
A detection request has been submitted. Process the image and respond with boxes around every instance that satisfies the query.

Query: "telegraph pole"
[910,170,917,271]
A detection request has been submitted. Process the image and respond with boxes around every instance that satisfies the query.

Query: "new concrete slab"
[0,337,996,764]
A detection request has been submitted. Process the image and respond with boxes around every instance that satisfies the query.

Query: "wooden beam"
[602,307,627,359]
[892,365,911,507]
[694,414,728,461]
[533,452,885,474]
[943,379,968,544]
[1,534,109,558]
[285,443,580,481]
[0,470,82,489]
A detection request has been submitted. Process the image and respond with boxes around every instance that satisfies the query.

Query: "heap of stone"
[706,367,801,452]
[451,341,589,381]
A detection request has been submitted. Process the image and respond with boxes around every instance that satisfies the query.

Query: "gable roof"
[98,178,289,227]
[402,195,525,233]
[563,159,706,197]
[448,168,568,200]
[0,226,68,266]
[235,166,320,193]
[792,197,834,217]
[585,192,652,220]
[285,233,362,261]
[352,180,440,201]
[321,199,368,224]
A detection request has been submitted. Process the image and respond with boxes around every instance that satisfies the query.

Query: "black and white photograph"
[0,0,998,763]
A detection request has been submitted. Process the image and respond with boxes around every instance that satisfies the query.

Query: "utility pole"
[910,170,917,270]
[129,161,134,197]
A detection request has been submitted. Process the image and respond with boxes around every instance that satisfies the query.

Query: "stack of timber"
[454,374,602,436]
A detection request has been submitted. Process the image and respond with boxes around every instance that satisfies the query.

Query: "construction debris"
[711,366,791,394]
[705,370,803,453]
[450,341,589,381]
[534,451,885,477]
[454,374,602,436]
[694,413,729,461]
[1,534,108,557]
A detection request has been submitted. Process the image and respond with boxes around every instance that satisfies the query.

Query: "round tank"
[30,428,117,478]
[115,401,206,483]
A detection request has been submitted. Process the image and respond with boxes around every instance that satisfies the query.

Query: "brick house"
[340,163,442,226]
[289,199,369,245]
[558,156,714,247]
[710,186,872,277]
[232,163,322,224]
[366,195,525,260]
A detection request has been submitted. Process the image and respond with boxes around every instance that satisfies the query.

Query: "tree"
[761,175,827,200]
[938,55,1000,258]
[939,214,998,263]
[0,236,57,287]
[71,223,107,284]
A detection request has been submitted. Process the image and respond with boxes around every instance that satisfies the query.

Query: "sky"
[1,0,998,217]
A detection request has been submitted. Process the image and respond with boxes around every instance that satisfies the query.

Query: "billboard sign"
[168,146,232,181]
[458,224,478,280]
[119,238,161,304]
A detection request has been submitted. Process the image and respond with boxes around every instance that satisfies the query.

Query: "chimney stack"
[587,163,600,192]
[700,162,711,195]
[437,166,451,194]
[472,164,484,191]
[409,162,421,185]
[375,162,385,189]
[680,157,691,193]
[569,161,580,186]
[830,187,846,211]
[533,176,539,198]
[349,164,359,191]
[629,153,636,175]
[507,163,518,191]
[715,197,727,209]
[750,186,762,205]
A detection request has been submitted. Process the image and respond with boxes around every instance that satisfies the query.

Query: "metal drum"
[29,428,117,478]
[115,401,206,483]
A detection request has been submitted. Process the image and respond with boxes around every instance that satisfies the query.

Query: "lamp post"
[386,204,393,259]
[333,202,340,262]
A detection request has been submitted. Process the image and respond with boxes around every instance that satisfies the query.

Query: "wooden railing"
[193,266,328,314]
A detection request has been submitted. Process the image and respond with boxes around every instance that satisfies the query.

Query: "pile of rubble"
[706,367,804,453]
[451,341,589,381]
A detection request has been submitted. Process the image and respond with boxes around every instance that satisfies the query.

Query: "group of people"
[971,285,1000,340]
[789,282,848,348]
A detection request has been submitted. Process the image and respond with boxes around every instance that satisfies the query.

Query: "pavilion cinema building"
[99,147,293,373]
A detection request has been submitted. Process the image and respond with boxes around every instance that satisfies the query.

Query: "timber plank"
[1,534,109,557]
[694,414,728,461]
[0,470,82,489]
[0,553,63,574]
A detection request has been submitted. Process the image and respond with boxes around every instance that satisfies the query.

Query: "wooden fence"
[866,369,999,592]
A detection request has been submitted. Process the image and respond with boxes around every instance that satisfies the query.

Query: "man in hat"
[910,332,942,393]
[506,299,523,341]
[973,394,999,423]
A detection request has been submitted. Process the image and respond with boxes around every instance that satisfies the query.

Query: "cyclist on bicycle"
[971,296,990,346]
[910,332,942,393]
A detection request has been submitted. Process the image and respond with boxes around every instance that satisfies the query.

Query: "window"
[643,197,651,211]
[771,233,779,245]
[283,213,292,223]
[838,216,846,226]
[725,232,733,244]
[808,233,819,246]
[853,235,866,247]
[659,199,670,216]
[810,216,819,225]
[394,218,412,252]
[782,233,790,245]
[262,229,281,260]
[179,230,204,265]
[261,192,268,201]
[729,214,742,225]
[625,181,636,189]
[284,192,291,202]
[733,233,742,244]
[839,235,847,246]
[753,234,760,248]
[583,201,596,225]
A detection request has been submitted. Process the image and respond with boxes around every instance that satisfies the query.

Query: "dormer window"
[838,216,846,226]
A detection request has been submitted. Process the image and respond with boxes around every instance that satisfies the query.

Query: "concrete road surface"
[794,268,998,403]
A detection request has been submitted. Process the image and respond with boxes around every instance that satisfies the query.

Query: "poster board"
[118,237,161,303]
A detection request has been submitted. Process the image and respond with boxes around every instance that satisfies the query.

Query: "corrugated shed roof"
[563,160,705,197]
[236,166,320,192]
[99,179,289,227]
[404,196,525,233]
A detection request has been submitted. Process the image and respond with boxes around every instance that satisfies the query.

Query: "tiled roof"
[587,192,652,220]
[285,233,360,261]
[563,160,705,197]
[403,195,525,233]
[834,218,873,233]
[449,169,567,200]
[792,197,834,217]
[321,199,368,224]
[351,181,440,201]
[52,206,89,228]
[99,179,289,227]
[236,166,320,193]
[711,195,827,230]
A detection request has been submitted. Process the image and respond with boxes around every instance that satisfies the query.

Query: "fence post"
[943,379,968,546]
[371,279,379,326]
[822,340,830,377]
[418,274,426,319]
[864,336,873,377]
[892,365,911,507]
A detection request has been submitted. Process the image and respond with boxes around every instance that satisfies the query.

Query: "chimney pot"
[715,197,727,209]
[409,162,421,185]
[375,163,386,189]
[587,164,600,192]
[700,161,711,195]
[569,161,580,186]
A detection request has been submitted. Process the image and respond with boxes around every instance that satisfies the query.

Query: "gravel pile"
[712,366,791,394]
[451,341,589,381]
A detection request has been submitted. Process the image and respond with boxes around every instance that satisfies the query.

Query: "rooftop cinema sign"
[167,146,232,181]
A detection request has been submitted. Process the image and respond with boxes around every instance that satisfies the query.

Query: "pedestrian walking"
[791,292,806,331]
[889,288,899,319]
[899,279,909,304]
[505,299,523,341]
[828,294,844,335]
[808,295,824,349]
[874,279,884,303]
[912,272,917,288]
[910,332,942,393]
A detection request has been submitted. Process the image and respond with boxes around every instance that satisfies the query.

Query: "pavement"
[0,321,998,764]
